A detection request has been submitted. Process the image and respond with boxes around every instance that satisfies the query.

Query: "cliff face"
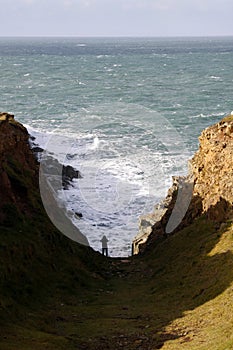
[0,114,105,317]
[1,113,233,350]
[0,113,88,246]
[0,113,39,223]
[191,115,233,221]
[133,114,233,254]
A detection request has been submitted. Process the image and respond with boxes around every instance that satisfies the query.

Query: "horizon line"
[0,34,233,39]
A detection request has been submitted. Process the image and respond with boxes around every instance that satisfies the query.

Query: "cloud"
[1,0,231,13]
[63,0,73,7]
[118,0,233,13]
[0,0,232,36]
[62,0,97,7]
[21,0,36,4]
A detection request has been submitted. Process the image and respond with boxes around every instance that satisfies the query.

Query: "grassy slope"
[1,119,233,349]
[0,154,110,349]
[0,215,233,350]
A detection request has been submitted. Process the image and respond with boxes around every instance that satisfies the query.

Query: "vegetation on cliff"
[0,114,109,336]
[0,113,233,350]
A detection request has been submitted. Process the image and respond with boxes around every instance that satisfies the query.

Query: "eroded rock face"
[133,114,233,254]
[0,113,89,246]
[191,115,233,221]
[132,176,184,255]
[0,112,15,121]
[0,114,38,222]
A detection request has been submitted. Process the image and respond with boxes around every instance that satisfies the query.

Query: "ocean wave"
[28,119,185,257]
[189,112,225,119]
[209,75,222,81]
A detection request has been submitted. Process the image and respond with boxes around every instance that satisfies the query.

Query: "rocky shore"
[133,113,233,254]
[1,112,233,350]
[0,112,89,244]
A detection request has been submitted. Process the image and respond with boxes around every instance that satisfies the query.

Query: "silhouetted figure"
[100,235,109,257]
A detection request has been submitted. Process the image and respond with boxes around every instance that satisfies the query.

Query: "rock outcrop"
[0,113,106,327]
[0,113,39,222]
[40,155,82,190]
[133,114,233,254]
[0,113,88,246]
[191,115,233,221]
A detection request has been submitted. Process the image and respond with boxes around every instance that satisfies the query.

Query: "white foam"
[189,112,225,119]
[89,136,100,150]
[209,75,222,81]
[24,118,191,257]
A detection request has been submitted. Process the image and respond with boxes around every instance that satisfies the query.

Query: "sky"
[0,0,233,37]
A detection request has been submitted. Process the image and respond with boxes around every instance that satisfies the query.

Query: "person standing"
[100,235,109,257]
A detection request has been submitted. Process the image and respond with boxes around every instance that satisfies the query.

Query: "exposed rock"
[132,177,181,255]
[133,113,233,254]
[31,145,44,154]
[0,112,14,121]
[191,115,233,221]
[75,212,83,218]
[39,155,82,190]
[30,144,82,189]
[62,164,82,189]
[0,114,38,222]
[0,114,88,246]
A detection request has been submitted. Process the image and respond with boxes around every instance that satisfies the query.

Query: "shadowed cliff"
[0,113,233,350]
[0,113,108,319]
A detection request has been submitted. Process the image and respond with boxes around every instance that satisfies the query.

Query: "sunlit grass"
[1,215,233,349]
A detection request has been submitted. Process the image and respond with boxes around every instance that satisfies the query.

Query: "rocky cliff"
[0,113,105,319]
[133,114,233,254]
[191,114,233,221]
[0,112,39,223]
[1,112,233,350]
[0,112,88,246]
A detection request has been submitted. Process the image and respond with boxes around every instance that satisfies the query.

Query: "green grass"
[1,215,233,349]
[2,113,233,349]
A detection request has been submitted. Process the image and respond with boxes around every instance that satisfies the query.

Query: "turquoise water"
[1,37,233,255]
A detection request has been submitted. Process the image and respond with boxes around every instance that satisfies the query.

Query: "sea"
[1,36,233,256]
